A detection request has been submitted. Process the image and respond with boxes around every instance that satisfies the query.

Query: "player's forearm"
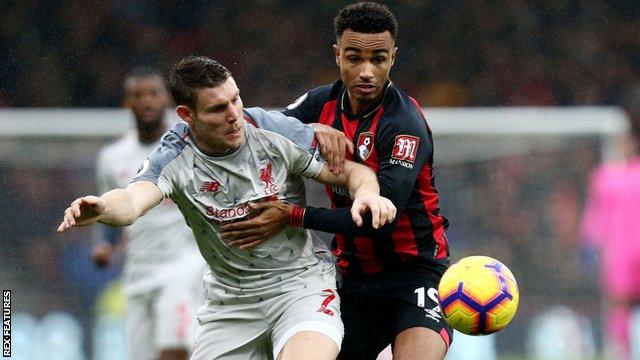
[346,163,380,200]
[97,188,141,226]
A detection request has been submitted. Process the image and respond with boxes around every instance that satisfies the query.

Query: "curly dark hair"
[168,55,232,109]
[334,2,398,39]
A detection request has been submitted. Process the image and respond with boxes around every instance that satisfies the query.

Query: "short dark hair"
[334,2,398,40]
[168,56,232,109]
[123,66,164,91]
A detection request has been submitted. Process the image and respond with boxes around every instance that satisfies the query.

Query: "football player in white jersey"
[92,67,204,360]
[59,56,396,360]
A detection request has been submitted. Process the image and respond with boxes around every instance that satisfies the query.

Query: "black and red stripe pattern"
[284,80,449,277]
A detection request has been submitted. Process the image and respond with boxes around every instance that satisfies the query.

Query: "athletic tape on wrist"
[289,206,305,228]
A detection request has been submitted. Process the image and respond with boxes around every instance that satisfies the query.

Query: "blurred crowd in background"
[1,0,639,108]
[2,0,640,358]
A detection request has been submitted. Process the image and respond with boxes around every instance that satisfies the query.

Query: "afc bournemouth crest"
[357,132,374,161]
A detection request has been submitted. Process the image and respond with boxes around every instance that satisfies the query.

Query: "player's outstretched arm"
[57,181,163,232]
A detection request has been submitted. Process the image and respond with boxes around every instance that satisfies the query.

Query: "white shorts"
[190,285,343,360]
[126,265,204,359]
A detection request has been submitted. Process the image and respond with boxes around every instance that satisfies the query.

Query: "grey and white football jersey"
[97,128,201,295]
[133,108,328,305]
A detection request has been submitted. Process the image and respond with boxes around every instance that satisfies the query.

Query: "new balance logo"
[199,180,220,193]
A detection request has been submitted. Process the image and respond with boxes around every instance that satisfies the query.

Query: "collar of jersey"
[340,81,392,120]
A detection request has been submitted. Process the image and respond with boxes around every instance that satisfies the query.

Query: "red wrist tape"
[289,205,305,227]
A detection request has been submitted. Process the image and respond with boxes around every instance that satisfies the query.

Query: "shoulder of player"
[242,107,269,126]
[306,81,340,102]
[145,123,190,166]
[286,81,341,111]
[245,121,293,143]
[379,86,429,133]
[246,123,315,158]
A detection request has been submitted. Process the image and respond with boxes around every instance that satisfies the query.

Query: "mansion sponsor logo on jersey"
[330,185,350,198]
[390,135,420,169]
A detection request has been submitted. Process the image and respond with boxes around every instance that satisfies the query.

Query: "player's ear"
[176,105,194,125]
[333,44,340,67]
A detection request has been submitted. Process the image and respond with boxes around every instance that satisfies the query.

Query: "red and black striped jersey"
[284,79,450,277]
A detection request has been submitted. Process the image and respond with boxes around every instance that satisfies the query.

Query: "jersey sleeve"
[282,86,330,124]
[374,107,432,213]
[303,206,383,236]
[131,126,187,198]
[243,107,319,154]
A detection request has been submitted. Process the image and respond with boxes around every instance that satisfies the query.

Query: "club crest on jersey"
[259,162,278,195]
[199,179,220,193]
[357,132,374,161]
[390,135,420,169]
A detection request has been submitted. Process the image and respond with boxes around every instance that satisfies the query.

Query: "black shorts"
[338,263,453,359]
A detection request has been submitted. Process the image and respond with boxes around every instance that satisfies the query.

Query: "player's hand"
[350,190,397,229]
[57,196,106,232]
[312,123,354,175]
[91,243,113,268]
[221,201,291,250]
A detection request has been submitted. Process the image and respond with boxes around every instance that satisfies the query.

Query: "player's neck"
[347,96,373,116]
[196,142,240,157]
[344,81,390,118]
[345,91,383,118]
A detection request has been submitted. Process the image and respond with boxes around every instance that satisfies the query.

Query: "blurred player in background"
[581,86,640,360]
[91,66,204,360]
[222,3,452,359]
[60,56,396,360]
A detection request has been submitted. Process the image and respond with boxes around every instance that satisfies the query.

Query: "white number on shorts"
[414,287,440,308]
[414,287,425,308]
